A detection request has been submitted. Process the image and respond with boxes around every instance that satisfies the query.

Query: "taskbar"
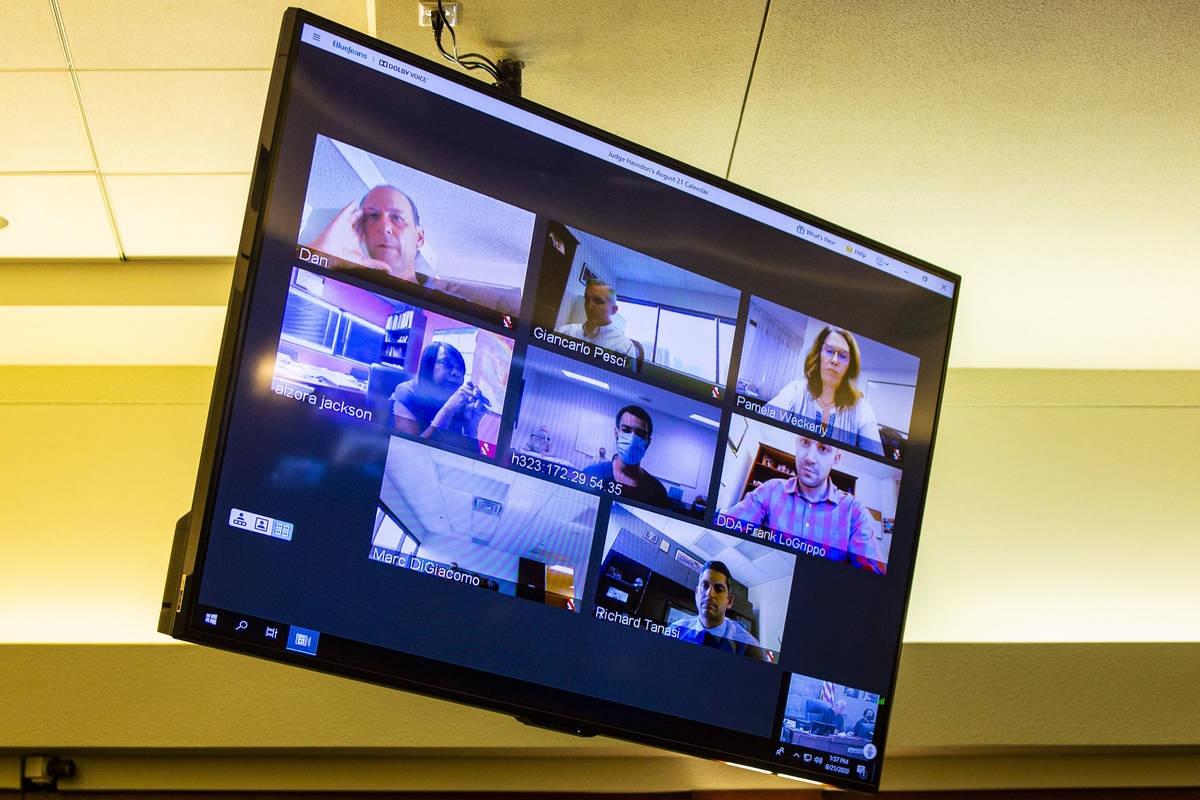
[190,605,322,656]
[769,738,878,786]
[191,604,879,789]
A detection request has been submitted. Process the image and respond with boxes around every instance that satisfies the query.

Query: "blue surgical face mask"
[615,430,647,466]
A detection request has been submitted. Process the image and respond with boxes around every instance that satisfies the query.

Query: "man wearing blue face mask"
[582,405,669,507]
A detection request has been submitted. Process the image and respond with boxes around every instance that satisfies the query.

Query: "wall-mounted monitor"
[158,9,959,792]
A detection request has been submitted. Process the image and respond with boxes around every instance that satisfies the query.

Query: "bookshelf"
[740,442,856,501]
[381,308,425,369]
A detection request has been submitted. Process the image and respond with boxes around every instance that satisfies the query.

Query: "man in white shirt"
[665,560,765,661]
[556,279,638,358]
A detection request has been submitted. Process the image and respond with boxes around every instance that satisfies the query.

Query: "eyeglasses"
[821,345,850,364]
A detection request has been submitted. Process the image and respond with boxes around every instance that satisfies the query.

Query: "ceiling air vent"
[473,497,503,515]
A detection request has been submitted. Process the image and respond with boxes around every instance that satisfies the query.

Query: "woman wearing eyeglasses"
[766,327,884,456]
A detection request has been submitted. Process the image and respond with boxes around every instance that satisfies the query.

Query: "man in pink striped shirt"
[723,435,886,574]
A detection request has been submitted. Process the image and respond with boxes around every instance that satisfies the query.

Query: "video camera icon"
[286,625,320,656]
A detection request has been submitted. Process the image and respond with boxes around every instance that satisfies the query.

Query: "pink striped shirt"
[723,477,887,574]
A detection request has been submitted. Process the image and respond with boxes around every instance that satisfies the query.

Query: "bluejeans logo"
[286,626,320,655]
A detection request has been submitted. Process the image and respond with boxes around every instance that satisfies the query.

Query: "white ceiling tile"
[59,0,369,69]
[730,559,766,588]
[732,1,1200,369]
[441,486,476,533]
[493,508,536,554]
[692,530,727,560]
[80,71,271,173]
[758,551,796,582]
[105,174,248,257]
[0,72,92,171]
[376,1,767,174]
[0,175,116,258]
[2,1,67,69]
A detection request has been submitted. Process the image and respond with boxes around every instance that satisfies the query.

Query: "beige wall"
[4,0,1199,789]
[4,365,1197,645]
[2,343,1199,790]
[1,642,1198,791]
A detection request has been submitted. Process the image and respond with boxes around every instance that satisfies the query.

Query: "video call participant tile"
[716,414,901,576]
[368,436,601,612]
[734,296,919,462]
[592,502,797,663]
[272,267,514,460]
[297,134,535,328]
[778,672,882,776]
[510,347,721,519]
[530,220,741,400]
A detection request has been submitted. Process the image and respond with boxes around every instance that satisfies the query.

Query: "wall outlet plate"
[418,1,460,27]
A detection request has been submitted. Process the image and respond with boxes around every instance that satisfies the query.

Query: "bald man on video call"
[307,184,520,316]
[556,279,638,358]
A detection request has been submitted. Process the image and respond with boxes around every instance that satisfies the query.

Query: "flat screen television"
[159,8,959,791]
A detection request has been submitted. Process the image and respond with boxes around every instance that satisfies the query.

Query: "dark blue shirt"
[582,459,670,507]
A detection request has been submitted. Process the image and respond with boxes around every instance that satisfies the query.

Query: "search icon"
[235,620,248,632]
